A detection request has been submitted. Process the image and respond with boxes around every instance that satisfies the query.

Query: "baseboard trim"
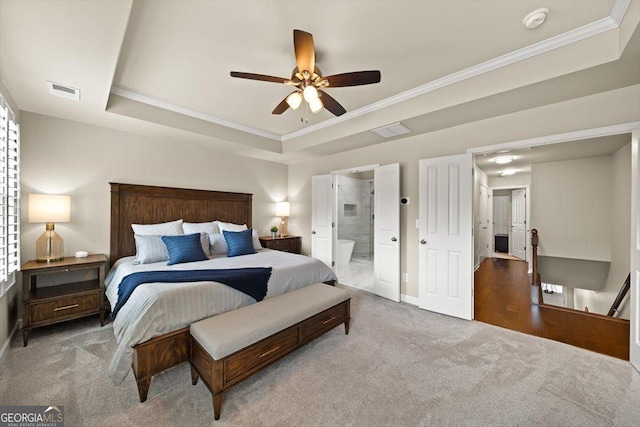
[401,294,419,306]
[0,319,19,366]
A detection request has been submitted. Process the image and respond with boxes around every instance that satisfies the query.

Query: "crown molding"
[467,122,640,155]
[283,5,627,141]
[110,0,631,145]
[109,87,281,141]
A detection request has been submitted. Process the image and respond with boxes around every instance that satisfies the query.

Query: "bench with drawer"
[189,283,351,420]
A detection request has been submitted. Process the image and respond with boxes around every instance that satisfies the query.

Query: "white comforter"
[105,249,337,384]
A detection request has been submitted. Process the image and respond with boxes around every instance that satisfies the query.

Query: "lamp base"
[35,224,65,263]
[279,217,287,237]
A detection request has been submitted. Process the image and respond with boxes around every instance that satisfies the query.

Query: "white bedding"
[105,249,337,384]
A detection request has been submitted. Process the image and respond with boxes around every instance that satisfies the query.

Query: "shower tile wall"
[337,175,373,257]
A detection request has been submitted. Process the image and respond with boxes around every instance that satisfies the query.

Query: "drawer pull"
[321,316,337,325]
[259,346,280,358]
[54,304,79,312]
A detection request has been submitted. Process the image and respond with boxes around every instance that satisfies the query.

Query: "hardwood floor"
[474,257,629,360]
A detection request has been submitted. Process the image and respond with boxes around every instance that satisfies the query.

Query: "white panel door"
[511,188,526,260]
[630,128,640,372]
[493,196,510,235]
[478,184,490,264]
[311,174,334,268]
[374,163,400,302]
[418,154,473,320]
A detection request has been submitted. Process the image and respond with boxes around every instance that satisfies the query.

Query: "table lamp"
[275,201,290,237]
[28,194,71,263]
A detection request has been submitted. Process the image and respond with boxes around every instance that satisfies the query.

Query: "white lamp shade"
[275,201,290,217]
[28,194,71,223]
[303,85,319,103]
[309,98,324,113]
[286,92,303,110]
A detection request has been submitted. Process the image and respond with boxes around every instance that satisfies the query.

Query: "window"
[0,99,20,293]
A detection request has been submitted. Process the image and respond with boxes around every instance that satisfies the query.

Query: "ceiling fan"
[230,29,381,117]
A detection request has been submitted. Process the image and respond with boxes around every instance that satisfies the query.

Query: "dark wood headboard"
[109,183,252,266]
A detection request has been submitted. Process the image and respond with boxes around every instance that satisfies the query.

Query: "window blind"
[0,102,20,283]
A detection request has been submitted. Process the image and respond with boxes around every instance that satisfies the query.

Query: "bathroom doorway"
[335,171,375,292]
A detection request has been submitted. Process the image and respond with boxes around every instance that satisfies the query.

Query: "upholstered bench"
[189,283,351,420]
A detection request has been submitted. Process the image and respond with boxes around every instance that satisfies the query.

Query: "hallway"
[474,257,629,360]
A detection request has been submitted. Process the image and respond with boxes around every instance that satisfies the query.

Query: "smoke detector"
[47,81,80,101]
[523,8,549,29]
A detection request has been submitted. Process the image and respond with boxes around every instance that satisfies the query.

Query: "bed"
[107,183,336,401]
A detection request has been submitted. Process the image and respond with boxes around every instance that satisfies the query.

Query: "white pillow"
[252,229,263,251]
[132,219,183,236]
[183,221,218,235]
[217,221,248,232]
[209,233,228,255]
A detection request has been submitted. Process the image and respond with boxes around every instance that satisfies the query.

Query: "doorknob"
[391,237,397,242]
[420,239,427,245]
[311,231,316,234]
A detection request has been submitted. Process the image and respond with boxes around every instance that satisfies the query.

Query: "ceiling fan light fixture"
[309,98,324,114]
[286,91,303,110]
[303,85,319,103]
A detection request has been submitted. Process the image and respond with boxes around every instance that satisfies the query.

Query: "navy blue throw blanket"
[110,267,272,320]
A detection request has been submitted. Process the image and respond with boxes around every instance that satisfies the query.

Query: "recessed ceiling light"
[501,169,517,176]
[493,155,515,164]
[523,8,549,29]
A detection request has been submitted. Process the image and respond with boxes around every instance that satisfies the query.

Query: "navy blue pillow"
[223,229,256,257]
[161,233,208,265]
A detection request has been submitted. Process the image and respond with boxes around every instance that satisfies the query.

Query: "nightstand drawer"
[30,292,100,324]
[259,236,301,254]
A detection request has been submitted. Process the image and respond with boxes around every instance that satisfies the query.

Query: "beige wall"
[289,85,640,299]
[531,156,612,260]
[574,142,632,317]
[20,112,289,264]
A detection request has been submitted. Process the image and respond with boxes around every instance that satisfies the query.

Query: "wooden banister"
[607,274,631,317]
[531,229,540,286]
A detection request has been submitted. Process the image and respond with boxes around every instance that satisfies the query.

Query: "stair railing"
[607,274,631,317]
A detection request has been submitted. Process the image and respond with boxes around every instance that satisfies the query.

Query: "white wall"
[473,166,489,267]
[531,156,612,261]
[19,112,288,264]
[288,85,640,299]
[489,172,531,189]
[574,142,632,317]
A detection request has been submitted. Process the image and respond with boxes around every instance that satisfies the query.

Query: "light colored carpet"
[1,286,640,426]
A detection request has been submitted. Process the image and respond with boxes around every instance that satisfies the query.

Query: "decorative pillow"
[217,221,248,232]
[183,221,218,235]
[252,229,263,250]
[209,233,228,255]
[161,233,208,265]
[223,229,256,257]
[134,234,169,264]
[132,219,183,236]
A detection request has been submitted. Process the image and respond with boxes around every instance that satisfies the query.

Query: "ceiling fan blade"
[324,71,381,87]
[318,90,346,116]
[230,71,289,84]
[293,29,315,76]
[272,93,294,115]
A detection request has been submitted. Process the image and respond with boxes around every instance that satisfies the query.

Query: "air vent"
[47,81,80,101]
[371,122,411,138]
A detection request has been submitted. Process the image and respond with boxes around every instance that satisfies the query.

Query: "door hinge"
[332,222,335,228]
[331,261,335,267]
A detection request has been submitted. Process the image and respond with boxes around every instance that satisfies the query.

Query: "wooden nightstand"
[259,235,301,254]
[21,254,108,347]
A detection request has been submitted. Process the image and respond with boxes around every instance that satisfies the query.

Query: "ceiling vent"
[47,81,80,101]
[371,122,411,139]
